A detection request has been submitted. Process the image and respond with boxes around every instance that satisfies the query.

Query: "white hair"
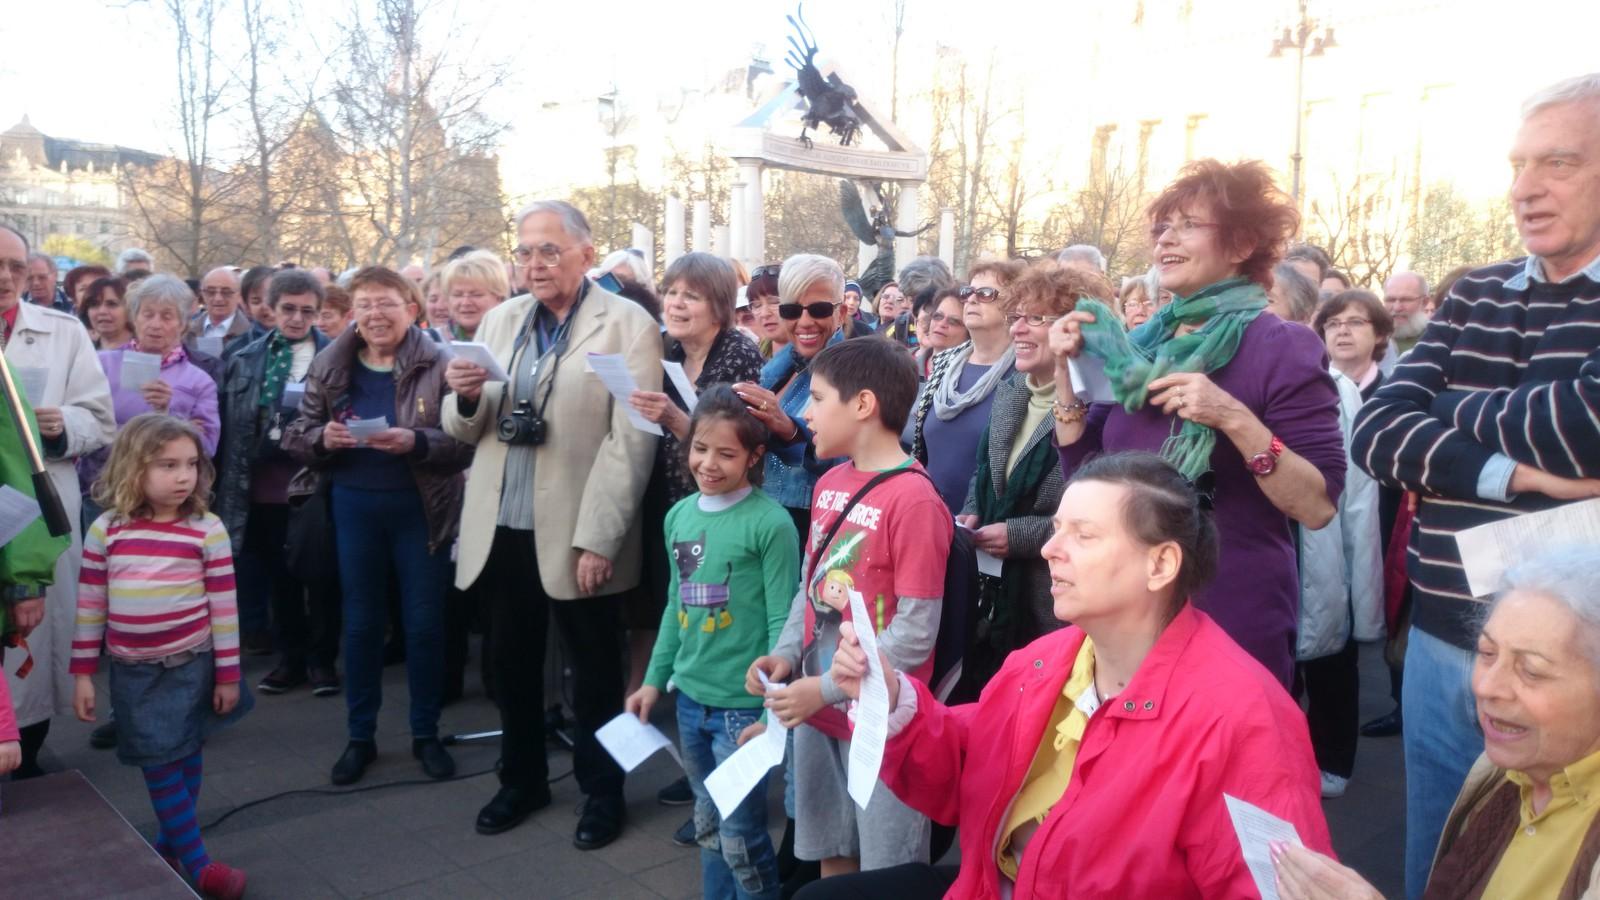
[126,273,195,322]
[595,248,652,286]
[514,200,593,244]
[115,247,154,274]
[1489,545,1600,666]
[1056,244,1108,273]
[1522,72,1600,119]
[777,253,845,305]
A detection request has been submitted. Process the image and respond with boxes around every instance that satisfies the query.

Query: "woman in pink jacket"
[807,451,1333,899]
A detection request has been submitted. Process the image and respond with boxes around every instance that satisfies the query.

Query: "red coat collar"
[1045,603,1204,723]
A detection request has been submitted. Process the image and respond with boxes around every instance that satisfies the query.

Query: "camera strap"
[505,278,591,422]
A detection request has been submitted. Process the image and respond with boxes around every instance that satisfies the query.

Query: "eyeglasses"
[1149,219,1219,242]
[958,286,1001,303]
[1322,317,1372,332]
[1005,312,1062,328]
[1123,299,1157,312]
[277,305,318,320]
[929,312,965,326]
[201,287,237,298]
[353,300,407,315]
[511,243,571,267]
[778,301,837,320]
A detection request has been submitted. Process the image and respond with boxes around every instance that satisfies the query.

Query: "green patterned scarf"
[1076,276,1266,479]
[257,330,296,409]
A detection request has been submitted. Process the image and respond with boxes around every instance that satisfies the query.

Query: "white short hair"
[115,247,154,274]
[777,253,844,305]
[1522,72,1600,119]
[1490,545,1600,668]
[126,273,195,322]
[595,248,652,286]
[514,200,593,244]
[1056,244,1107,273]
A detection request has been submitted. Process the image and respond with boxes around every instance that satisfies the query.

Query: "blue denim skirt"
[108,650,254,767]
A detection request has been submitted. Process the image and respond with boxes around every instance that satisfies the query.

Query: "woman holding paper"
[810,452,1333,900]
[1047,159,1345,688]
[281,265,473,787]
[1276,545,1600,900]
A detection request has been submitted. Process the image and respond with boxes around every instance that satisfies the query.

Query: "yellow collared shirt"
[1483,747,1600,900]
[996,637,1100,880]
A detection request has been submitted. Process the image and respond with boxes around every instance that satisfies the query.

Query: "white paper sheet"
[280,381,306,412]
[662,360,698,413]
[15,367,48,404]
[447,341,511,382]
[344,416,390,446]
[1456,498,1600,597]
[587,353,663,435]
[0,485,43,547]
[846,589,890,809]
[1224,794,1302,900]
[975,549,1003,578]
[703,678,789,819]
[1068,355,1115,403]
[119,351,163,390]
[595,712,682,772]
[196,335,224,358]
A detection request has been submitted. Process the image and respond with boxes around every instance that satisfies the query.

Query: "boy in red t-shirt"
[749,338,952,876]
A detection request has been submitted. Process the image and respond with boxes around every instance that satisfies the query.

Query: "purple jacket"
[1057,314,1345,686]
[78,345,221,493]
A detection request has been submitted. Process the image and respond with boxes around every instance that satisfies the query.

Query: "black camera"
[497,400,547,446]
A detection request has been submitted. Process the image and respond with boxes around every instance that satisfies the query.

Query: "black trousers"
[247,503,340,669]
[792,864,958,899]
[1298,636,1361,778]
[444,583,493,699]
[484,526,625,798]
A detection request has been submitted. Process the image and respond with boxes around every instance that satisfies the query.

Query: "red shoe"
[196,862,247,899]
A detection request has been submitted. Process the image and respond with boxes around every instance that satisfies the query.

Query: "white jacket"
[1295,368,1384,661]
[2,302,115,725]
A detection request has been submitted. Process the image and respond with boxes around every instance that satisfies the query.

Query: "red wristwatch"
[1247,435,1285,476]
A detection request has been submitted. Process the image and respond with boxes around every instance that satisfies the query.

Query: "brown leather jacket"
[282,326,473,553]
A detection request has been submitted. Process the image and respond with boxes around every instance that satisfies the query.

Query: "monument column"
[894,182,920,266]
[938,208,956,269]
[692,200,711,253]
[740,160,765,264]
[664,196,685,266]
[729,182,747,267]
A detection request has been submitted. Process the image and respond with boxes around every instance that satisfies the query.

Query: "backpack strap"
[807,466,918,577]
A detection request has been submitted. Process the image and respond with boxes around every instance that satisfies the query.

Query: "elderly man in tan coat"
[443,200,660,848]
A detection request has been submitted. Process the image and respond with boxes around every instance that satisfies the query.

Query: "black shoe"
[413,738,456,780]
[257,665,308,695]
[1361,708,1403,738]
[573,794,625,850]
[88,720,119,750]
[475,785,552,835]
[309,667,342,697]
[671,817,696,848]
[657,775,693,806]
[330,741,377,786]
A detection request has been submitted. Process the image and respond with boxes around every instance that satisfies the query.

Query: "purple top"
[1057,315,1346,686]
[922,362,1001,513]
[79,345,221,492]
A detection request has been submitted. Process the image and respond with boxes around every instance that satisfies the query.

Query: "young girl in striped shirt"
[71,413,252,900]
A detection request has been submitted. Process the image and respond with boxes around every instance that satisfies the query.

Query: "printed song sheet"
[15,367,47,404]
[280,381,306,412]
[344,416,390,446]
[703,677,788,819]
[846,589,889,809]
[1068,355,1115,403]
[587,353,663,435]
[119,351,163,391]
[661,360,698,413]
[1224,794,1302,900]
[1456,498,1600,597]
[0,485,42,547]
[595,713,681,772]
[448,341,510,382]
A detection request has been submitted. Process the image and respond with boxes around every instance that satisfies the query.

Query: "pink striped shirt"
[71,512,241,684]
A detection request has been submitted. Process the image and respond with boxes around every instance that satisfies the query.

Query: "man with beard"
[1383,271,1431,356]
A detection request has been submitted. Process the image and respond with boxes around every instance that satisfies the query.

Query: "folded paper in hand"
[448,342,510,382]
[344,416,389,446]
[119,351,163,391]
[596,713,681,772]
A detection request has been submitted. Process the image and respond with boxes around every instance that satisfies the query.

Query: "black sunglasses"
[958,286,1002,303]
[751,264,782,279]
[778,301,837,320]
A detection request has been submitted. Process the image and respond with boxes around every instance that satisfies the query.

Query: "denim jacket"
[758,334,846,509]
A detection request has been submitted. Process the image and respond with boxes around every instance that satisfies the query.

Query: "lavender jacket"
[1057,314,1346,687]
[78,345,221,492]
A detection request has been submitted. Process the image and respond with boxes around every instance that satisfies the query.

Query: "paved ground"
[30,641,1407,898]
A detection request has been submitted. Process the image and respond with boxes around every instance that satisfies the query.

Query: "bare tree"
[329,0,509,267]
[1407,183,1522,286]
[925,49,1011,274]
[1306,171,1408,288]
[237,0,320,264]
[1039,158,1150,276]
[764,170,858,265]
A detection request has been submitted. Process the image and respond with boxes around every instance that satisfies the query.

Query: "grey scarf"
[931,341,1015,421]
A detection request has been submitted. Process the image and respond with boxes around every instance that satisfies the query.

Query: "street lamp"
[1269,0,1337,203]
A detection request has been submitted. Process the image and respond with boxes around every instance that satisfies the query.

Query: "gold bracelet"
[1052,398,1087,424]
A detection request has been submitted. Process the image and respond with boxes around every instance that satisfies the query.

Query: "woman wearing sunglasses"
[904,260,1022,514]
[733,254,853,541]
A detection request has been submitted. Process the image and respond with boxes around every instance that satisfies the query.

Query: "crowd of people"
[2,71,1599,900]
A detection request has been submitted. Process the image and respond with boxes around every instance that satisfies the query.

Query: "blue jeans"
[677,693,780,900]
[1402,626,1482,899]
[331,484,450,742]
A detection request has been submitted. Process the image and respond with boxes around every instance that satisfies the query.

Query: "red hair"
[1148,159,1299,289]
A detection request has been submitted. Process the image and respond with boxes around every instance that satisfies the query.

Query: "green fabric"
[974,397,1057,641]
[257,329,295,409]
[644,489,800,709]
[0,355,70,632]
[1077,276,1267,479]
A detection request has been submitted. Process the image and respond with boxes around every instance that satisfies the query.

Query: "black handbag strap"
[806,465,923,577]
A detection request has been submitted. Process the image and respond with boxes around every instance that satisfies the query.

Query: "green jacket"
[1,355,69,637]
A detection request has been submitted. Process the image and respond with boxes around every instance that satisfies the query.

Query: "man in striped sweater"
[1351,72,1600,900]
